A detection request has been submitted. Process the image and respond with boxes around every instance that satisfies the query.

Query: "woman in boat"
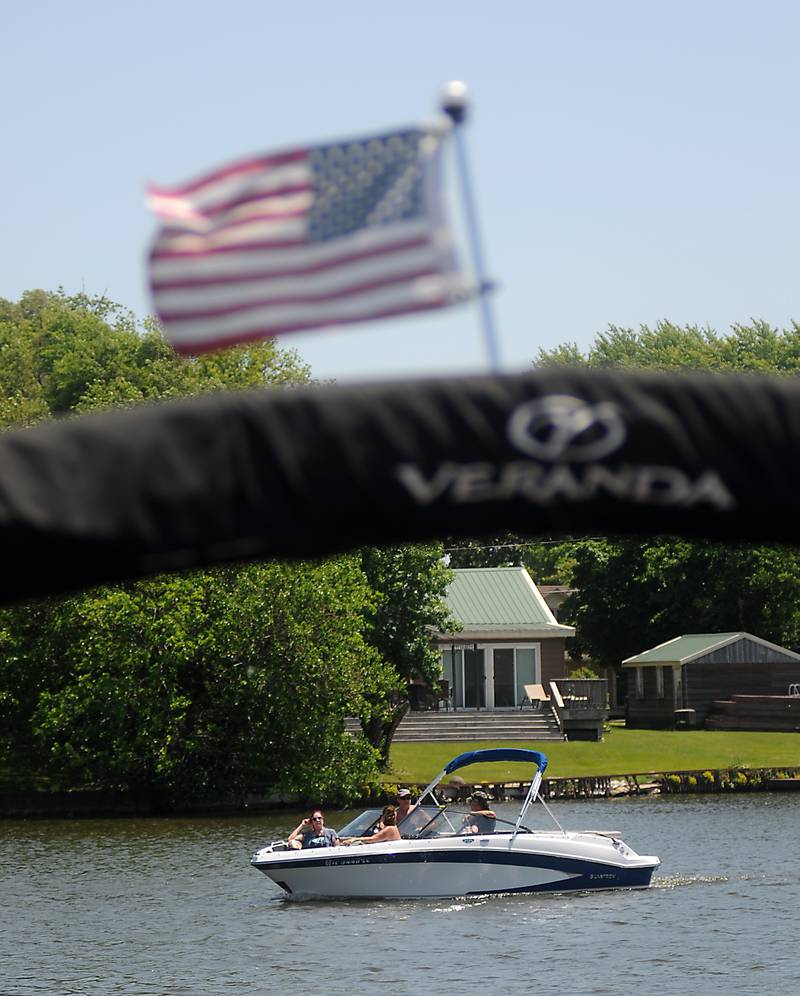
[342,805,402,846]
[287,810,339,849]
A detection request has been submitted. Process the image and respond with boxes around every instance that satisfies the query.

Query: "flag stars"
[309,130,426,242]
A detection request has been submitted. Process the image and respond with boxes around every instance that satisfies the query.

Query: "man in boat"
[461,790,497,834]
[287,810,339,849]
[395,788,431,836]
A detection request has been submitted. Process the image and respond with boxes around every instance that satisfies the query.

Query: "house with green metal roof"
[433,567,575,710]
[622,632,800,728]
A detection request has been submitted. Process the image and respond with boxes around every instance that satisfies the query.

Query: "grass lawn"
[387,727,800,785]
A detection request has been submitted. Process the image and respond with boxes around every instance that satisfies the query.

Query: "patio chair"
[520,683,549,711]
[436,679,452,711]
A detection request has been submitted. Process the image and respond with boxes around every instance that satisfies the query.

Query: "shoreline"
[2,764,799,819]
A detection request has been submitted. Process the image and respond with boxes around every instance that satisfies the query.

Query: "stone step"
[396,726,557,737]
[345,709,565,742]
[398,715,555,725]
[393,730,564,742]
[394,709,563,742]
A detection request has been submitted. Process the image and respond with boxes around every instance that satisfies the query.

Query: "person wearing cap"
[395,788,430,836]
[461,790,496,834]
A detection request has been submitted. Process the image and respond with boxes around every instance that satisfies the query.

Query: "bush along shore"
[426,765,800,802]
[3,766,800,818]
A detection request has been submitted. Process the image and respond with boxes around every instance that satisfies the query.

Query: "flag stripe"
[206,204,312,233]
[151,235,434,290]
[166,282,453,349]
[153,245,439,309]
[170,297,449,355]
[153,203,313,244]
[150,218,436,268]
[148,149,309,199]
[149,163,313,218]
[151,217,308,254]
[203,181,314,219]
[164,277,451,337]
[155,265,442,322]
[206,188,314,227]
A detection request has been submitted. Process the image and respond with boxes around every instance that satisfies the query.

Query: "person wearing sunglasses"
[288,810,339,849]
[395,788,430,836]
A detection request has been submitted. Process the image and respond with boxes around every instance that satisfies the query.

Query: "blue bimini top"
[443,748,548,776]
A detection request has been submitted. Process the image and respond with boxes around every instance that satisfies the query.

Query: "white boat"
[251,748,660,899]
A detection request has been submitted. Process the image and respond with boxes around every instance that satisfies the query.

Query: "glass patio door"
[492,648,516,708]
[463,648,486,708]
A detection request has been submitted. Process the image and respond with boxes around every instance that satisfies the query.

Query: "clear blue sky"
[4,1,799,382]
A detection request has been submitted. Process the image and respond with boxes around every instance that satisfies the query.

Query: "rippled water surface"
[2,793,798,995]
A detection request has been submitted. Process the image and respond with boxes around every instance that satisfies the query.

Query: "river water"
[2,792,798,995]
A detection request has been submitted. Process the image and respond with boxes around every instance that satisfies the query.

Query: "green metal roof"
[443,567,573,634]
[623,633,743,665]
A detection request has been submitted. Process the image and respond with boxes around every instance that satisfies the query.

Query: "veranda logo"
[394,395,736,512]
[507,395,626,462]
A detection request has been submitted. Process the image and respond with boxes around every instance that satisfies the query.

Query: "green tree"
[444,535,578,588]
[0,288,310,428]
[563,538,800,667]
[0,289,405,803]
[358,544,457,762]
[445,535,530,569]
[26,560,392,803]
[538,320,800,667]
[536,319,800,374]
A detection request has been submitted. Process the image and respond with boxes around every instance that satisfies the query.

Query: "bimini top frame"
[415,747,554,838]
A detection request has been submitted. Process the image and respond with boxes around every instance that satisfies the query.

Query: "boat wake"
[652,873,729,889]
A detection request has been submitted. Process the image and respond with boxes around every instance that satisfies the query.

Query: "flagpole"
[441,81,501,372]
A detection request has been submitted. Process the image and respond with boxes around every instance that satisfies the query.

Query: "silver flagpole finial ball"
[441,80,468,124]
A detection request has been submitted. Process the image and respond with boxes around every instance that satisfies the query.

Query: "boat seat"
[520,683,549,710]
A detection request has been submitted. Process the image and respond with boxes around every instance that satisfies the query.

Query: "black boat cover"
[1,365,798,604]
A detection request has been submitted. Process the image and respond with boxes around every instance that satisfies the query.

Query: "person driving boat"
[461,790,496,834]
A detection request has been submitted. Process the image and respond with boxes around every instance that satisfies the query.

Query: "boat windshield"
[336,806,445,839]
[336,805,534,840]
[336,809,383,838]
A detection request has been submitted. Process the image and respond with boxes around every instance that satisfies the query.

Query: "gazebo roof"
[622,632,800,666]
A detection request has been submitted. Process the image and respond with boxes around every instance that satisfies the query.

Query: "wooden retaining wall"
[439,765,800,801]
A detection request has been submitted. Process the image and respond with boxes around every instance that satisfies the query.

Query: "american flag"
[148,125,467,355]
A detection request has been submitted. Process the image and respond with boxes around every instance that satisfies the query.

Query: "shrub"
[569,666,599,680]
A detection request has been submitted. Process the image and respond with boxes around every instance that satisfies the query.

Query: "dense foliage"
[2,564,392,804]
[536,319,800,374]
[0,288,309,430]
[359,546,457,762]
[0,290,451,804]
[536,321,800,664]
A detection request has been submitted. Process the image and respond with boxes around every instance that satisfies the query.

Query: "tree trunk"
[361,700,409,767]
